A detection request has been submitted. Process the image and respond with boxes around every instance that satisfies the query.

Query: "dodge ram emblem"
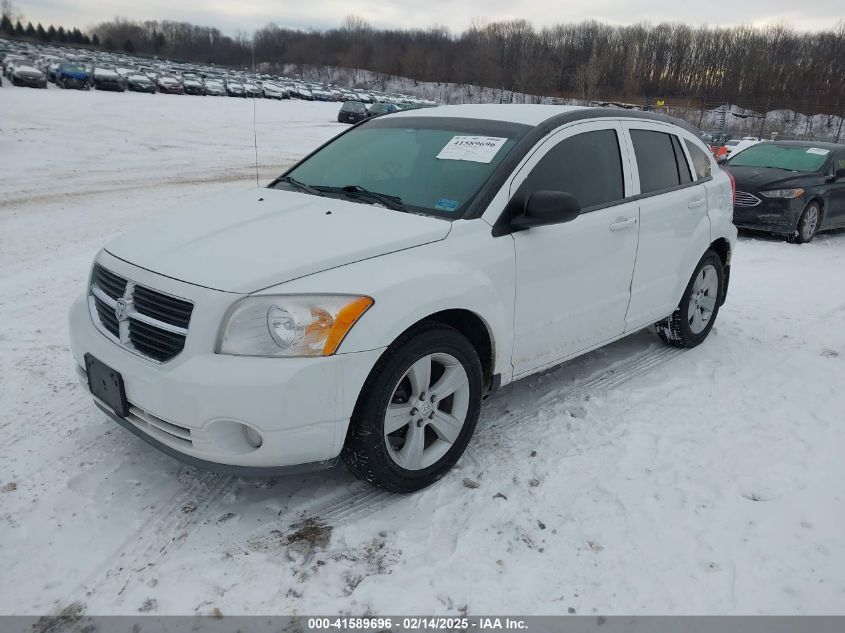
[115,299,129,322]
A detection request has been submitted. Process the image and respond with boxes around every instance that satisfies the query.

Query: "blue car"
[56,63,90,90]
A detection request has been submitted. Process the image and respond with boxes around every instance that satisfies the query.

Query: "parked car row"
[0,38,438,109]
[337,99,434,123]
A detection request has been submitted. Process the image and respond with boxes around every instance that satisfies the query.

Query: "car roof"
[387,103,703,137]
[389,104,584,125]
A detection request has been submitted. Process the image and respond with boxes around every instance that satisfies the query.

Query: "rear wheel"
[656,251,724,348]
[790,201,821,244]
[343,324,483,493]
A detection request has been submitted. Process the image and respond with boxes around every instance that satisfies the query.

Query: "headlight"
[759,188,805,199]
[218,294,374,357]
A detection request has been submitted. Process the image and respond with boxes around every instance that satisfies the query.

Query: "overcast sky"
[16,0,845,34]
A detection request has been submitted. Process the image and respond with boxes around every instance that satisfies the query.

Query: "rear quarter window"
[684,140,713,179]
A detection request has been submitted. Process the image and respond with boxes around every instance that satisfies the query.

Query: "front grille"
[92,264,127,299]
[89,264,194,363]
[93,294,120,337]
[734,191,761,208]
[133,285,192,329]
[129,319,188,362]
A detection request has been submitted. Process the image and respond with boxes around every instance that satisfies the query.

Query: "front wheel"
[790,201,821,244]
[656,251,724,348]
[343,324,483,493]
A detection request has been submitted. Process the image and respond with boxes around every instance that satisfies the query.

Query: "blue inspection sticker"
[434,198,460,212]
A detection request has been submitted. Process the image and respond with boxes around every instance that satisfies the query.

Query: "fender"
[258,219,517,382]
[668,213,714,311]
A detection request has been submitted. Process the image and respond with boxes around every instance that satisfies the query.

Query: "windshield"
[274,117,529,218]
[728,144,829,171]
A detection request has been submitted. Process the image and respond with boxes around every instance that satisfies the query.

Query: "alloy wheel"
[384,352,470,470]
[688,264,719,334]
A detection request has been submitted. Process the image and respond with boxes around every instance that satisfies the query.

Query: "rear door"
[509,121,640,376]
[621,122,712,328]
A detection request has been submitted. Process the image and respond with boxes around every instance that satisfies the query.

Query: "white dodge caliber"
[69,105,737,492]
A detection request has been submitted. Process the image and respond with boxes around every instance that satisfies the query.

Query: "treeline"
[4,11,843,114]
[0,16,97,47]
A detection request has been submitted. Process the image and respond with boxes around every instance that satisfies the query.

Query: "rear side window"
[630,129,693,193]
[684,140,713,180]
[523,129,624,209]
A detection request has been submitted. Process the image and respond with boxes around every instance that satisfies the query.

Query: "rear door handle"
[609,217,637,231]
[688,197,707,209]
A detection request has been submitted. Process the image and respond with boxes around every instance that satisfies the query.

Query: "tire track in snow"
[486,345,686,435]
[275,343,686,532]
[66,470,236,608]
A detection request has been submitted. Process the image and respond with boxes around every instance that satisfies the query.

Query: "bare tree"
[575,49,600,103]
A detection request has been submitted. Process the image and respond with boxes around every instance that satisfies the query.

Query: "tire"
[656,250,724,348]
[343,323,483,493]
[790,201,821,244]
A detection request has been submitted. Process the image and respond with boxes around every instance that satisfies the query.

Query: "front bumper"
[14,76,46,87]
[60,76,88,89]
[68,254,384,472]
[733,196,803,235]
[95,81,123,91]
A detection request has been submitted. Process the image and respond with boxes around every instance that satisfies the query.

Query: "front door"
[509,121,640,376]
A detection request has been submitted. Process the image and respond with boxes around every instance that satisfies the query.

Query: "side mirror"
[717,157,729,165]
[511,191,581,230]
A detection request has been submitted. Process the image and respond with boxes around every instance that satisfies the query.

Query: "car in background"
[243,81,262,98]
[92,67,125,92]
[156,76,184,95]
[724,141,845,243]
[367,102,399,117]
[203,79,225,96]
[126,73,156,93]
[2,54,29,79]
[45,60,63,83]
[292,85,314,100]
[69,105,735,493]
[183,78,205,95]
[338,100,368,124]
[56,63,89,90]
[262,82,288,99]
[11,64,48,88]
[719,139,762,161]
[114,67,137,82]
[226,80,245,97]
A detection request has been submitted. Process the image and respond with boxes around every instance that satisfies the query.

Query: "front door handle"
[609,217,637,231]
[688,197,707,208]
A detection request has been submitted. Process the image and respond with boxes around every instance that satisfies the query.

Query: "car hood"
[723,165,816,189]
[105,188,452,293]
[15,67,43,77]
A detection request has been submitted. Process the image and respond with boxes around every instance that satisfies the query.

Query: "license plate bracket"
[85,353,129,417]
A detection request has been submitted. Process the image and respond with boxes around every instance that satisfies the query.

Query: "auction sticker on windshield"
[436,136,508,163]
[806,147,830,155]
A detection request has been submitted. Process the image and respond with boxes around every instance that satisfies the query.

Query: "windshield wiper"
[313,184,405,211]
[276,175,325,197]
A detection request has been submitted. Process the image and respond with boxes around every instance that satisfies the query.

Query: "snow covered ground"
[1,86,845,617]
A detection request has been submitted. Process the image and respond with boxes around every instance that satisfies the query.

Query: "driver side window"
[523,129,625,210]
